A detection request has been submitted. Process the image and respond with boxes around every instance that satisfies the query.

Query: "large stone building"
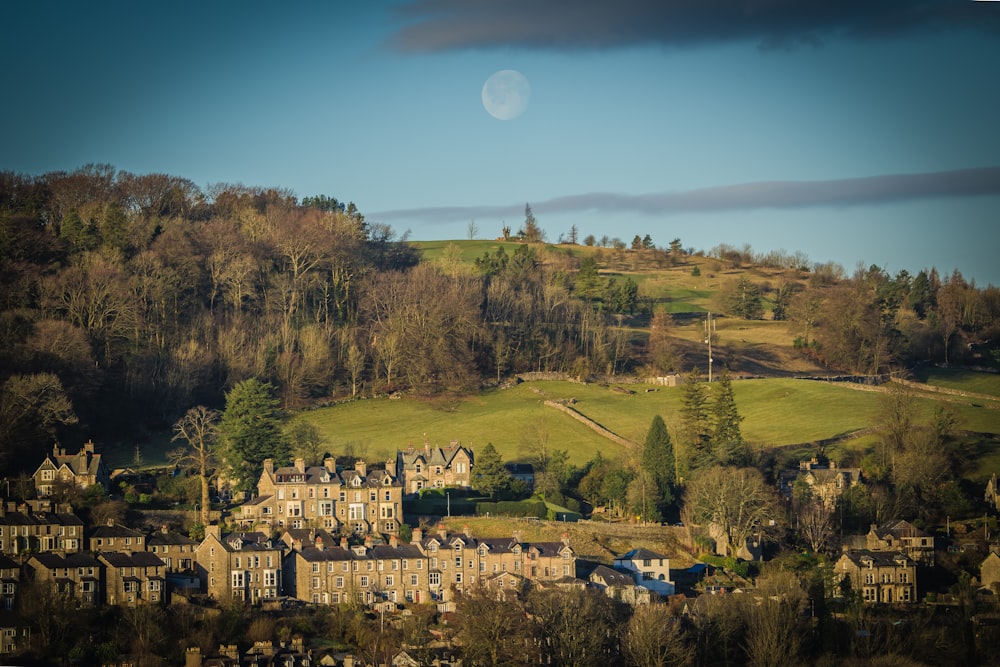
[835,550,917,604]
[235,458,403,536]
[395,443,474,493]
[32,440,109,497]
[779,458,862,509]
[194,527,284,603]
[612,547,675,597]
[284,533,429,606]
[865,520,935,566]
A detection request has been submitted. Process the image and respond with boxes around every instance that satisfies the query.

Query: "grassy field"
[912,366,1000,397]
[295,378,1000,471]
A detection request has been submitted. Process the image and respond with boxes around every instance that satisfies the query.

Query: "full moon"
[482,70,530,120]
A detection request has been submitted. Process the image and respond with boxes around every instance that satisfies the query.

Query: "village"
[2,439,999,666]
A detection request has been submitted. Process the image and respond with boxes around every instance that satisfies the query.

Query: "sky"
[2,1,999,285]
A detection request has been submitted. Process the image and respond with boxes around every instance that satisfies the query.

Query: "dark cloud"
[371,167,1000,223]
[389,0,1000,52]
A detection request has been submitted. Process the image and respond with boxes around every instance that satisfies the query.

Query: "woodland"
[1,163,999,478]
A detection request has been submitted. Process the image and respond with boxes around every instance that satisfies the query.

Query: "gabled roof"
[29,552,101,569]
[840,549,914,568]
[99,551,165,568]
[589,564,634,587]
[616,548,667,562]
[876,519,930,540]
[397,443,473,470]
[90,523,144,539]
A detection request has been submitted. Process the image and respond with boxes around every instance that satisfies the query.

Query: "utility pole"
[705,312,715,382]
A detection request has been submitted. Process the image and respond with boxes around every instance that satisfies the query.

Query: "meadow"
[295,377,1000,475]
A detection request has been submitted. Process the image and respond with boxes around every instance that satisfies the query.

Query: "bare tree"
[683,466,777,558]
[624,602,693,667]
[171,405,220,526]
[741,571,807,667]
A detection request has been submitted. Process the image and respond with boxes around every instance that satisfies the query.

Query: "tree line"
[2,165,998,473]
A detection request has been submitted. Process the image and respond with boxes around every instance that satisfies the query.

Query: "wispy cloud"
[370,167,1000,223]
[389,0,1000,52]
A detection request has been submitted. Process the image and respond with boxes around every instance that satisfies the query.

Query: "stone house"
[612,548,675,597]
[865,520,935,566]
[835,550,917,604]
[237,458,403,536]
[779,458,862,509]
[588,563,652,605]
[194,526,283,603]
[146,526,198,573]
[0,555,18,612]
[283,534,429,606]
[0,501,84,555]
[32,440,109,496]
[89,520,146,554]
[981,548,1000,593]
[412,526,575,602]
[98,551,167,606]
[395,443,474,493]
[25,552,102,606]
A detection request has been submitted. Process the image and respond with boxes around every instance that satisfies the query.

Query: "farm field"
[912,366,1000,397]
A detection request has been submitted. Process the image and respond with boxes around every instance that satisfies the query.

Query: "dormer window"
[353,477,362,487]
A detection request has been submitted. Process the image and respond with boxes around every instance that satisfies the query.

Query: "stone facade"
[26,552,103,607]
[194,527,283,603]
[0,501,84,555]
[835,550,917,604]
[395,443,474,493]
[32,440,109,497]
[236,458,403,536]
[98,551,167,606]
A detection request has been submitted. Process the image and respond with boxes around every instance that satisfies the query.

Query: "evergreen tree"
[219,378,288,492]
[473,443,510,500]
[641,415,675,507]
[712,367,747,466]
[679,368,712,475]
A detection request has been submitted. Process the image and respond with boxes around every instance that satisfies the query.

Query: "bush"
[475,499,546,518]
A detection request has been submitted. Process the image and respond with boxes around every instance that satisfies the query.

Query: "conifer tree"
[219,378,288,492]
[712,367,748,466]
[642,415,675,507]
[473,443,510,500]
[679,368,712,475]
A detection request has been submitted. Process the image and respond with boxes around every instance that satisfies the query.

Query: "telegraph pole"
[705,312,714,382]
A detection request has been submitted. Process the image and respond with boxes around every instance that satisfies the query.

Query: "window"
[360,576,369,587]
[429,573,441,586]
[264,570,277,587]
[385,575,394,586]
[455,557,462,568]
[312,577,320,589]
[235,557,241,569]
[410,575,418,586]
[384,491,391,501]
[899,572,908,583]
[312,563,320,573]
[231,571,245,588]
[455,572,462,583]
[336,577,344,588]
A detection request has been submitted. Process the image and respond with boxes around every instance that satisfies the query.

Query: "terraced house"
[195,527,283,602]
[25,552,102,607]
[236,458,403,536]
[284,533,429,606]
[413,527,576,602]
[0,501,83,555]
[98,551,167,606]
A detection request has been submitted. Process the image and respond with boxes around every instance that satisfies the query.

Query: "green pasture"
[297,377,1000,471]
[911,366,1000,397]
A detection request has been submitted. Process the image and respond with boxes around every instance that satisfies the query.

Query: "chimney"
[205,524,222,540]
[84,439,95,454]
[389,534,398,548]
[184,646,202,667]
[107,517,115,527]
[295,458,305,473]
[263,459,274,476]
[561,532,570,546]
[364,534,373,549]
[512,530,522,544]
[355,460,367,477]
[411,527,422,544]
[344,655,355,667]
[463,524,471,538]
[221,644,239,659]
[323,457,336,473]
[340,537,349,550]
[315,536,324,551]
[437,523,447,539]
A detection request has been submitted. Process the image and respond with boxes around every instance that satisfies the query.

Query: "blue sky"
[2,1,999,285]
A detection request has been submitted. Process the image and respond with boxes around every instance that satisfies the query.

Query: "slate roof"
[589,564,634,587]
[616,548,668,562]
